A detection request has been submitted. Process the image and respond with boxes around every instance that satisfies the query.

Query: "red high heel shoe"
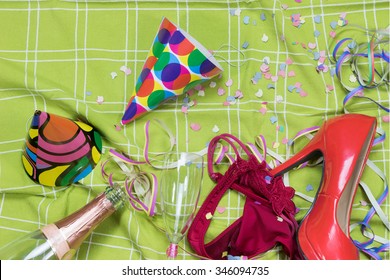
[270,114,377,260]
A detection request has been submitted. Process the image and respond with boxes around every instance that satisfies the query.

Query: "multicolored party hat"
[22,110,102,187]
[121,17,223,125]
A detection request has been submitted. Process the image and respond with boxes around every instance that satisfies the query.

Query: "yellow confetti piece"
[222,251,228,258]
[206,212,213,220]
[272,142,280,149]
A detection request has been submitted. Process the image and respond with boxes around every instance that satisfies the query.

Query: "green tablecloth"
[0,0,388,260]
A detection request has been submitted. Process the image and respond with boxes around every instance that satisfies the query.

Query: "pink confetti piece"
[96,96,104,104]
[360,200,368,206]
[259,107,267,115]
[186,89,195,96]
[299,90,308,97]
[278,70,286,77]
[382,115,390,123]
[217,87,225,96]
[288,71,296,77]
[264,72,272,79]
[308,42,316,49]
[190,123,201,131]
[225,79,233,87]
[329,31,336,38]
[194,84,204,91]
[286,57,293,65]
[271,75,279,82]
[282,137,289,144]
[216,206,226,214]
[295,82,302,88]
[340,12,347,19]
[235,90,243,99]
[114,124,122,131]
[120,65,131,75]
[281,4,288,10]
[260,63,270,73]
[181,106,188,114]
[223,101,231,106]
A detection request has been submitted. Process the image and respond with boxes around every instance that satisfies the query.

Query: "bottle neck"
[41,186,126,259]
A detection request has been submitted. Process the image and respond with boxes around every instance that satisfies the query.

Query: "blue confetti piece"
[287,85,296,92]
[306,184,314,192]
[265,175,272,184]
[226,96,236,102]
[348,40,357,49]
[86,91,92,96]
[279,63,286,71]
[183,97,189,103]
[242,41,249,49]
[314,15,321,24]
[314,30,321,37]
[330,21,337,29]
[243,16,250,25]
[313,51,320,60]
[295,88,301,93]
[267,83,275,89]
[230,9,236,16]
[270,116,278,124]
[260,13,266,21]
[330,68,336,77]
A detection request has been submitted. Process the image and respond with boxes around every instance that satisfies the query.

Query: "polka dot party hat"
[121,17,223,125]
[22,110,102,187]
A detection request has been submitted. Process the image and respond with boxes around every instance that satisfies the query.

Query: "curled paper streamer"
[121,17,223,125]
[22,110,102,187]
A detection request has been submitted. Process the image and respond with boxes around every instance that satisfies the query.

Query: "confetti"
[314,15,321,24]
[85,91,92,96]
[234,8,242,16]
[260,63,270,73]
[212,125,220,133]
[223,101,231,106]
[263,56,271,65]
[260,13,266,21]
[280,63,286,71]
[270,116,278,124]
[181,106,188,113]
[209,81,217,88]
[349,74,357,83]
[277,216,284,222]
[275,95,283,103]
[216,206,226,214]
[235,90,243,99]
[226,96,236,103]
[306,184,314,192]
[271,75,279,82]
[251,72,262,84]
[314,30,321,37]
[287,85,296,92]
[330,21,338,29]
[329,30,336,38]
[281,4,289,10]
[272,142,280,149]
[265,175,272,184]
[282,137,289,144]
[225,79,233,87]
[114,124,122,131]
[255,89,263,98]
[360,200,368,206]
[120,65,131,75]
[261,33,269,42]
[313,52,320,60]
[288,71,296,77]
[299,90,308,97]
[190,123,201,131]
[348,40,357,49]
[243,16,250,25]
[308,42,316,49]
[382,115,390,123]
[198,90,205,96]
[242,41,249,49]
[267,83,275,89]
[259,107,267,115]
[217,87,226,96]
[286,57,293,65]
[205,212,213,220]
[110,72,118,79]
[96,96,104,104]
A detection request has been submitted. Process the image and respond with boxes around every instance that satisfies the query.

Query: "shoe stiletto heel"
[270,114,377,260]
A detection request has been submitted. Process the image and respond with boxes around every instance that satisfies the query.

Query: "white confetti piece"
[349,74,357,83]
[277,216,283,222]
[212,125,220,133]
[255,89,263,98]
[261,33,269,42]
[209,81,217,88]
[198,90,205,96]
[206,212,213,220]
[120,65,131,75]
[110,72,118,79]
[275,95,283,103]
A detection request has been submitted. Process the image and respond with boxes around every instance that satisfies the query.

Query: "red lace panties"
[187,133,302,260]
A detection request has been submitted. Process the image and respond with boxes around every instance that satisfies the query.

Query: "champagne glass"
[160,152,203,259]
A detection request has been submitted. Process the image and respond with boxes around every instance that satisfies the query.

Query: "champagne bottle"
[0,185,127,260]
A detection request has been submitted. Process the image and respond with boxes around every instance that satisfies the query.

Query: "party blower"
[121,17,223,125]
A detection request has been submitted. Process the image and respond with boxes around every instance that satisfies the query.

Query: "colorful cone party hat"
[22,110,103,187]
[121,17,223,125]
